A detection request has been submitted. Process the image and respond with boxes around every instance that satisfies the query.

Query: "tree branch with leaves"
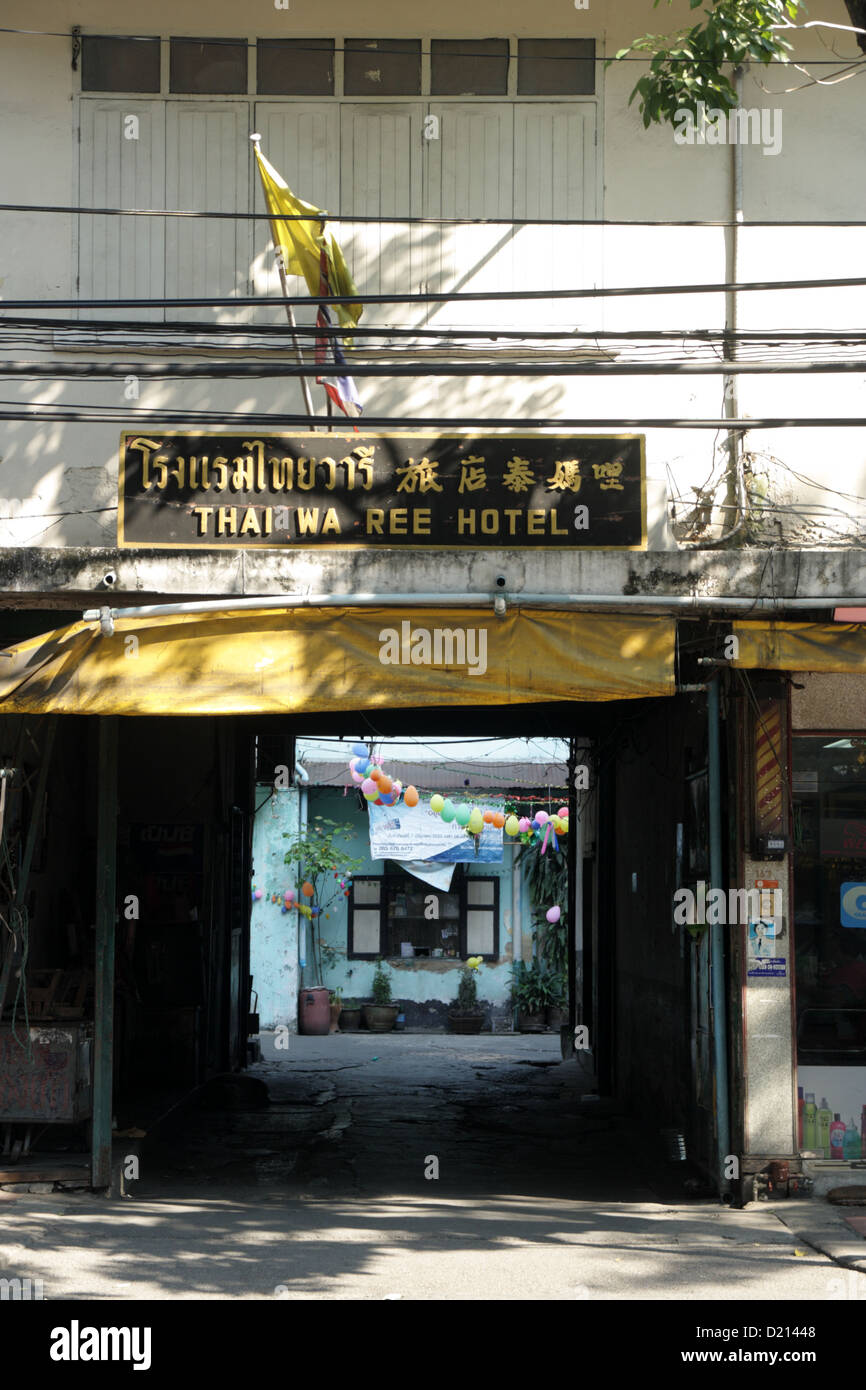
[613,0,802,128]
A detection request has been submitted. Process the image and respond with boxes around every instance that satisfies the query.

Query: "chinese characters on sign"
[118,432,645,549]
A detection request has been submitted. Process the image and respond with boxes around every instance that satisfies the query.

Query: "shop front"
[734,623,866,1196]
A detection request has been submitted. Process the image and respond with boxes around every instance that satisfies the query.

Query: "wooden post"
[91,716,118,1190]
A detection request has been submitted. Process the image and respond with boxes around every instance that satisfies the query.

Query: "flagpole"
[250,134,317,423]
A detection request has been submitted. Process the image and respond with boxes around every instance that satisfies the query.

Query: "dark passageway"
[140,1034,701,1204]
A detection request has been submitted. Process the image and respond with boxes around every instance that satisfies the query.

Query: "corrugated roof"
[302,758,567,792]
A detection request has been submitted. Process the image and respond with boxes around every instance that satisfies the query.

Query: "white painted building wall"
[0,0,863,560]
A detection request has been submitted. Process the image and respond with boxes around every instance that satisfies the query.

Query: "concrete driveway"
[2,1033,865,1300]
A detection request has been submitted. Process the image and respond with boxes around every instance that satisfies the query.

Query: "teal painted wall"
[250,783,532,1029]
[310,789,519,1013]
[249,784,300,1031]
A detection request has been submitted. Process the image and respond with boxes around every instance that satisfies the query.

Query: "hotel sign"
[118,431,645,549]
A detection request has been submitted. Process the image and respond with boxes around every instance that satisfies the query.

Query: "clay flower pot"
[363,1004,398,1033]
[448,1012,485,1034]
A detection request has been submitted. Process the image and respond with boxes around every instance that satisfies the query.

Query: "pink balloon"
[546,905,561,923]
[558,806,569,818]
[518,817,531,832]
[362,778,378,798]
[351,769,365,783]
[535,811,549,826]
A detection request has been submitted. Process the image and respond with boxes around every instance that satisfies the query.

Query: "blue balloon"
[352,742,368,759]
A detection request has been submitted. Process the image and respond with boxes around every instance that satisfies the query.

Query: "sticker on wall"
[747,919,786,977]
[841,882,866,929]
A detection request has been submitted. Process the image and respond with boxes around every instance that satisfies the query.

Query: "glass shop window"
[793,734,866,1062]
[344,39,422,96]
[257,39,335,95]
[517,38,596,96]
[81,36,161,92]
[169,38,248,94]
[385,873,462,959]
[430,39,509,96]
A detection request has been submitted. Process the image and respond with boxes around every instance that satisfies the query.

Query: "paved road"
[2,1033,865,1300]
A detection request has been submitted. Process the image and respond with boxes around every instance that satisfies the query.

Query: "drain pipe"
[708,675,732,1200]
[82,591,866,623]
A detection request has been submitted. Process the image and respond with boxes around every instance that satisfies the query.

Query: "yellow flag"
[253,144,361,331]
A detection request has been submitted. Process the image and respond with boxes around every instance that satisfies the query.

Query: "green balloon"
[455,804,471,827]
[440,798,456,822]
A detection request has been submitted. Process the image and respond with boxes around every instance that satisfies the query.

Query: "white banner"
[368,798,504,863]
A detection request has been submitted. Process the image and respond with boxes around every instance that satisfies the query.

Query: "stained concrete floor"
[3,1032,866,1300]
[144,1031,666,1202]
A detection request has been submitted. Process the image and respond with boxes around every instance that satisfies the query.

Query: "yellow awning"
[733,621,866,674]
[0,608,676,715]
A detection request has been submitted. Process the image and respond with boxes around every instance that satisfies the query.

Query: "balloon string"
[541,823,551,855]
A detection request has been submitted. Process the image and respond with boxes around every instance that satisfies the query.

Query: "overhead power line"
[3,316,864,345]
[3,359,866,378]
[2,277,865,312]
[1,202,865,228]
[0,403,862,429]
[0,27,861,66]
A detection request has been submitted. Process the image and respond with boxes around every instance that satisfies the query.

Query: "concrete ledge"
[0,546,865,609]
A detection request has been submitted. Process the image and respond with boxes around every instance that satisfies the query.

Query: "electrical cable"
[0,403,863,428]
[1,26,862,65]
[2,275,865,309]
[3,201,866,228]
[3,358,865,378]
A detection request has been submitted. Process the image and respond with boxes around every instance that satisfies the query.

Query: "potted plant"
[339,997,362,1032]
[448,956,486,1033]
[363,960,399,1033]
[511,958,548,1032]
[328,987,343,1033]
[282,817,364,1034]
[545,969,567,1030]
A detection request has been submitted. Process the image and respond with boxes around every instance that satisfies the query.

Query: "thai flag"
[315,252,362,420]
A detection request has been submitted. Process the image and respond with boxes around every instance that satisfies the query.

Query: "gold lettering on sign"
[504,509,522,534]
[366,509,385,534]
[413,508,431,536]
[242,441,266,491]
[239,507,261,536]
[193,506,213,535]
[318,457,337,491]
[527,509,545,535]
[390,509,408,535]
[297,459,316,490]
[212,457,229,490]
[128,437,165,490]
[321,508,340,534]
[342,446,374,490]
[231,454,254,492]
[269,457,293,490]
[458,509,475,535]
[216,506,238,536]
[296,507,319,534]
